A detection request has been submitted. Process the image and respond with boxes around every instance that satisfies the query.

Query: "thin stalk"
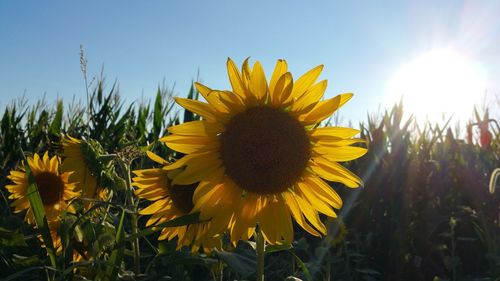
[325,252,331,281]
[210,263,223,281]
[450,217,457,281]
[219,263,224,281]
[117,160,140,275]
[100,190,114,225]
[256,228,266,281]
[79,44,91,125]
[218,239,224,281]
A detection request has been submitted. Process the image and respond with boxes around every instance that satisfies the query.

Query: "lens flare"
[386,48,486,123]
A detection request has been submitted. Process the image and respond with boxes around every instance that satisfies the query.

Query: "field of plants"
[0,76,498,281]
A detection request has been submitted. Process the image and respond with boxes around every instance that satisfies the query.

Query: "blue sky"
[1,0,499,124]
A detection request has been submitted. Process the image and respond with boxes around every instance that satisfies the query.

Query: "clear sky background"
[1,0,499,125]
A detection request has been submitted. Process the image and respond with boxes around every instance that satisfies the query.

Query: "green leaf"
[49,100,63,135]
[11,254,43,267]
[0,227,27,247]
[161,252,217,266]
[215,250,256,277]
[183,84,197,122]
[24,158,57,268]
[355,268,381,275]
[104,209,126,281]
[265,243,292,254]
[153,88,163,138]
[291,252,312,281]
[4,265,46,281]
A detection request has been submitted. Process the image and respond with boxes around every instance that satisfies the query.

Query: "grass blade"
[291,252,312,281]
[49,100,64,135]
[24,154,57,268]
[105,208,126,281]
[153,88,163,138]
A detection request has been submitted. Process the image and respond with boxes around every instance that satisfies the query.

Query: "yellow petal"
[231,194,258,241]
[196,183,225,217]
[310,157,362,188]
[167,120,224,136]
[194,82,211,97]
[163,135,220,154]
[259,199,279,244]
[163,151,214,171]
[205,182,241,237]
[290,80,327,113]
[241,58,251,89]
[192,168,225,204]
[289,65,323,101]
[9,170,26,180]
[49,155,59,172]
[299,93,353,125]
[42,151,50,166]
[161,134,217,144]
[270,72,293,107]
[175,98,219,121]
[146,216,161,227]
[11,198,29,208]
[315,138,366,147]
[292,191,327,235]
[269,59,288,99]
[303,173,342,209]
[274,197,293,243]
[172,154,222,185]
[249,61,268,102]
[309,126,360,140]
[227,58,246,99]
[209,208,234,238]
[146,151,169,165]
[216,90,246,115]
[313,145,368,162]
[194,83,236,114]
[295,180,337,217]
[34,153,44,170]
[140,199,169,215]
[135,187,168,201]
[282,192,321,237]
[259,196,293,244]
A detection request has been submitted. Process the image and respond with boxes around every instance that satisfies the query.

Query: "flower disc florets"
[220,106,310,194]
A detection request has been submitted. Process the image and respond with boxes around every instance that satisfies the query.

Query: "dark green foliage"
[0,78,498,281]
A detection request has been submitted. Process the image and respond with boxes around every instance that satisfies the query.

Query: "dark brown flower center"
[35,172,65,206]
[168,183,197,214]
[220,106,311,194]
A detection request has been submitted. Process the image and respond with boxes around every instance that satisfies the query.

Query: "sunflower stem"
[117,159,140,275]
[256,227,266,281]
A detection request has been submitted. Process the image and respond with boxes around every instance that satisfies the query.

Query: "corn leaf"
[49,100,63,135]
[24,158,57,268]
[105,208,126,281]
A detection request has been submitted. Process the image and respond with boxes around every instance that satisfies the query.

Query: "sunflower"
[39,223,86,261]
[61,135,109,206]
[132,152,220,252]
[162,58,367,245]
[5,152,79,225]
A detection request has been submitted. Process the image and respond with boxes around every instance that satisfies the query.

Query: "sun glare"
[386,48,486,123]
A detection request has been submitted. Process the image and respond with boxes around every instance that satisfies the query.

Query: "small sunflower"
[40,223,86,261]
[5,152,79,225]
[132,152,220,252]
[162,58,367,245]
[61,136,109,206]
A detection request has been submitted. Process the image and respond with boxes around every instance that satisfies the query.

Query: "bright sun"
[386,48,486,123]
